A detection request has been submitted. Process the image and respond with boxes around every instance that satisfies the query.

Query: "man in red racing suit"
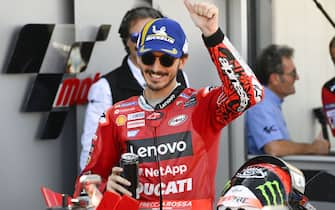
[74,1,264,210]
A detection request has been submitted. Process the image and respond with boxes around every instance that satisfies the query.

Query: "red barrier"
[96,191,139,210]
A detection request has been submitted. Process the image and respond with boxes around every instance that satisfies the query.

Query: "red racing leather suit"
[74,29,264,210]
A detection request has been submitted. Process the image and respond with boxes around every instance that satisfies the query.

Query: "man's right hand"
[106,166,132,197]
[184,0,219,37]
[312,132,330,155]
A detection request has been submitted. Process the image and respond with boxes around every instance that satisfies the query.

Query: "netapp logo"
[127,131,193,162]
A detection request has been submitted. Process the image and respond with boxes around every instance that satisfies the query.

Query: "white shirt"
[80,57,145,170]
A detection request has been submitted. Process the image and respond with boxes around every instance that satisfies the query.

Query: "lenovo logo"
[127,131,193,162]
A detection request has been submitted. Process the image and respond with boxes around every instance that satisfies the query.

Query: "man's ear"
[268,73,280,85]
[136,56,141,65]
[178,54,189,69]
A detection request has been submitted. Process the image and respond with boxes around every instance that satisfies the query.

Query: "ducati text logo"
[138,178,192,196]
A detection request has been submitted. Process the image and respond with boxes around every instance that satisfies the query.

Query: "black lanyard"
[153,85,185,110]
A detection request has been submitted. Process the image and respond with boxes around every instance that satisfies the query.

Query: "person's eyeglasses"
[129,32,139,43]
[141,52,176,67]
[281,68,298,78]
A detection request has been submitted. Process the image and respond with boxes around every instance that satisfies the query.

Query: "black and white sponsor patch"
[168,114,187,126]
[184,95,197,108]
[126,131,193,162]
[236,166,268,179]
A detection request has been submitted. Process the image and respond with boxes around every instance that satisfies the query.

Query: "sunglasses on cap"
[141,52,176,67]
[129,32,139,43]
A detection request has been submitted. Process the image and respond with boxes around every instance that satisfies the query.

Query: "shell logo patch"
[116,115,127,126]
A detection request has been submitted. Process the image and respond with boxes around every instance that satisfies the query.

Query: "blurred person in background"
[321,35,335,140]
[245,44,329,156]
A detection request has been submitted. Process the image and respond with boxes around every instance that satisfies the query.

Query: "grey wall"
[272,0,335,145]
[0,1,76,210]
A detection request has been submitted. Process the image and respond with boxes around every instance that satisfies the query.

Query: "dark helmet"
[217,156,316,210]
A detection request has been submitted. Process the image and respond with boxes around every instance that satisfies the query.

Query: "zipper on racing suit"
[153,127,163,210]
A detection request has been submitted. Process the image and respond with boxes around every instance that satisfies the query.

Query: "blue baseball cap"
[137,18,188,58]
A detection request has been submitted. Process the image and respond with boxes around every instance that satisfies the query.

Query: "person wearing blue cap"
[74,0,264,209]
[79,6,189,171]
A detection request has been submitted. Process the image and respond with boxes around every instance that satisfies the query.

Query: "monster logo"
[256,180,284,206]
